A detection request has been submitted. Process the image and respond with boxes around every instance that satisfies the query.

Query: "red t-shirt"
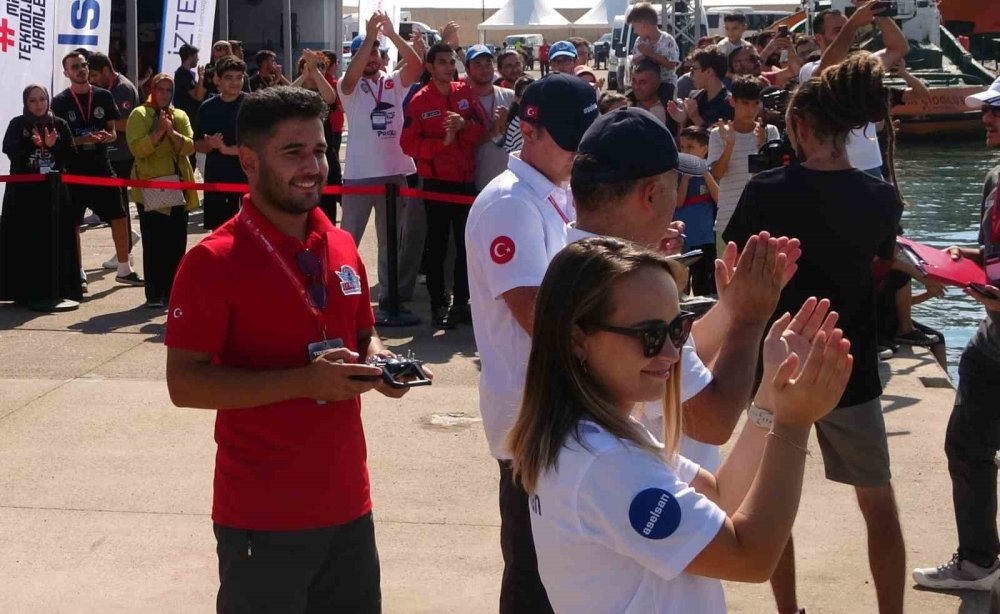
[165,197,376,530]
[327,75,346,133]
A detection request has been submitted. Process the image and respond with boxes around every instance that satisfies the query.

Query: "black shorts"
[70,173,128,224]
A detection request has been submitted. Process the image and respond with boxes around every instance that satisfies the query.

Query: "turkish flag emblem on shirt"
[490,236,516,264]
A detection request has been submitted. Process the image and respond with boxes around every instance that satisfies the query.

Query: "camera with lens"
[748,135,797,174]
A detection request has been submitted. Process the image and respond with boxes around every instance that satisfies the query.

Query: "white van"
[705,8,793,38]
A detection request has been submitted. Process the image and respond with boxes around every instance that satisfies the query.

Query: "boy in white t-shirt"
[337,13,424,316]
[707,76,779,243]
[626,2,680,101]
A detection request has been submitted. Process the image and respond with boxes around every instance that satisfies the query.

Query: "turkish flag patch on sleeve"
[490,236,516,264]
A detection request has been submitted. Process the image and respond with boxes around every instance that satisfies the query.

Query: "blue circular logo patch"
[628,488,682,540]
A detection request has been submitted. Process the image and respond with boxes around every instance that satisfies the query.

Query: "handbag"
[141,174,186,210]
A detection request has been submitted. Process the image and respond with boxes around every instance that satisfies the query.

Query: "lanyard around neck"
[239,212,329,339]
[70,85,93,123]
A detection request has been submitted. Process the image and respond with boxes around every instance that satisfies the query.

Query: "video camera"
[748,136,797,173]
[748,88,797,173]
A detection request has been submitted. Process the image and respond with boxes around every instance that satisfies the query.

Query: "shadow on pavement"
[912,585,990,614]
[68,305,166,339]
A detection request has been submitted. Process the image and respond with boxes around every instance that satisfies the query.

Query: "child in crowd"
[675,126,720,295]
[626,2,680,102]
[598,91,628,114]
[708,75,778,249]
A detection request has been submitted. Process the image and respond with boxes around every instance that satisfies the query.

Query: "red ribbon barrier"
[0,173,46,184]
[0,173,477,204]
[399,187,476,206]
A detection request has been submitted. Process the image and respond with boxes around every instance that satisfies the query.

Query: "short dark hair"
[679,125,709,147]
[724,12,747,25]
[215,55,247,78]
[730,75,764,101]
[88,51,114,73]
[62,51,87,68]
[693,46,728,82]
[237,86,328,149]
[72,47,92,59]
[178,44,199,61]
[572,153,643,215]
[255,49,277,67]
[633,59,661,77]
[229,40,244,52]
[320,50,339,65]
[794,34,816,49]
[626,3,658,26]
[497,48,527,68]
[425,42,454,65]
[569,36,590,54]
[812,10,842,36]
[513,75,535,97]
[598,91,627,114]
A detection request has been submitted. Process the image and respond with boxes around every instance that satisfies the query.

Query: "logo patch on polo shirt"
[421,109,442,120]
[94,107,105,120]
[335,265,362,296]
[628,488,682,540]
[361,82,371,94]
[490,236,515,264]
[385,79,395,90]
[458,99,470,111]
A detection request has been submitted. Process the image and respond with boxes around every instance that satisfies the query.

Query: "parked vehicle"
[503,33,545,68]
[705,8,793,38]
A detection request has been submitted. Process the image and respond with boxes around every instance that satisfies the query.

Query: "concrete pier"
[0,213,990,613]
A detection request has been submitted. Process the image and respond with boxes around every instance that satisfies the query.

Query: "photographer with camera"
[724,53,904,614]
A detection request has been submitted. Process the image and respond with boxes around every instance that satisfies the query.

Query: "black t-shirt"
[693,87,734,126]
[195,93,246,183]
[723,165,903,407]
[173,66,201,122]
[50,86,120,170]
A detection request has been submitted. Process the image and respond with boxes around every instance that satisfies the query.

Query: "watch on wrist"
[748,403,774,430]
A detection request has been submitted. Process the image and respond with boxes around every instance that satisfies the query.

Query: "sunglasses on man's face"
[593,311,697,358]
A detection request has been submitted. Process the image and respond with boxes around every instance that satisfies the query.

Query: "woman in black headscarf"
[0,84,81,305]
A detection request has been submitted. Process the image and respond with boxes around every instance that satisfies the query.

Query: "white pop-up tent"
[573,0,628,28]
[478,0,572,30]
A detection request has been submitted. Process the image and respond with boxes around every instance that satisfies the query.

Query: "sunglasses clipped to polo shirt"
[593,311,697,358]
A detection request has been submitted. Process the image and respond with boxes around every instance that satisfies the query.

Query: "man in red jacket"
[401,43,486,328]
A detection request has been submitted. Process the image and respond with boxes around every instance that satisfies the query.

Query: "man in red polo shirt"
[401,42,485,328]
[166,86,421,613]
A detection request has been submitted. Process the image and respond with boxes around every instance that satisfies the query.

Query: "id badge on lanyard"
[38,152,54,174]
[365,77,387,131]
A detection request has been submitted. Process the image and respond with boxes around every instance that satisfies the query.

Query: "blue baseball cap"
[350,35,387,55]
[548,40,577,60]
[466,44,494,62]
[574,107,704,182]
[519,73,599,152]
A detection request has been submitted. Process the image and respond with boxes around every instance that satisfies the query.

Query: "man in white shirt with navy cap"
[567,106,801,471]
[466,72,599,614]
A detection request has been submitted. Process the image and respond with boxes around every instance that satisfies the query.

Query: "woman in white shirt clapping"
[507,236,852,613]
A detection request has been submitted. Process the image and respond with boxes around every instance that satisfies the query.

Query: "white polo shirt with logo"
[467,154,575,459]
[565,226,718,471]
[338,69,416,180]
[530,419,726,613]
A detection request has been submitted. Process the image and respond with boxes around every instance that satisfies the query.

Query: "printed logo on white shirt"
[629,488,683,539]
[490,236,516,264]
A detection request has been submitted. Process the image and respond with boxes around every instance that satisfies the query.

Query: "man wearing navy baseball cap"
[913,75,1000,592]
[465,72,599,613]
[568,105,799,491]
[547,40,577,74]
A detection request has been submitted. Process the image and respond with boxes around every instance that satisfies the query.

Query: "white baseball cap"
[965,76,1000,109]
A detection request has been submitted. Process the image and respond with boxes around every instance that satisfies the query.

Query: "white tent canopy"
[573,0,628,27]
[478,0,572,30]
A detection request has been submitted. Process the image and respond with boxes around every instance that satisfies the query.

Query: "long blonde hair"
[508,237,685,493]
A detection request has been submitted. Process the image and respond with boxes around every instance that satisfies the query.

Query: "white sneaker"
[103,254,134,270]
[913,554,1000,591]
